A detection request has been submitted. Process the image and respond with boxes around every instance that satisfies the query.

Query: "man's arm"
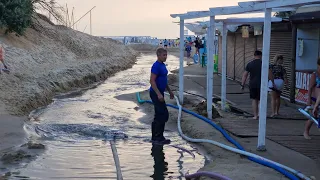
[166,84,174,99]
[150,73,162,97]
[268,68,275,87]
[166,84,173,94]
[241,71,249,89]
[167,84,174,99]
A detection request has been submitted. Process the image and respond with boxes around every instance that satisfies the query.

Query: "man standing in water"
[149,48,174,144]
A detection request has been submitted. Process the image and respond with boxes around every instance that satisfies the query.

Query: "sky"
[53,0,258,38]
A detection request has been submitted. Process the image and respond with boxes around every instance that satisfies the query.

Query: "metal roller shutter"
[234,33,246,81]
[218,34,237,79]
[227,34,236,79]
[219,31,293,100]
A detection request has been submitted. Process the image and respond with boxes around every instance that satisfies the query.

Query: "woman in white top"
[268,55,288,117]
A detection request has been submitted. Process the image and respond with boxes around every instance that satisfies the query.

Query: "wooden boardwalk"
[170,65,320,161]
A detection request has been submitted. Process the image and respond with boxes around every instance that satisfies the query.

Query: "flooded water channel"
[5,54,206,180]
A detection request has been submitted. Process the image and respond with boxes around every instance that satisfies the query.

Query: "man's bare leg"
[304,88,320,139]
[252,99,259,120]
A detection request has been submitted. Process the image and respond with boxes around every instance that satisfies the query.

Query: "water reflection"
[150,144,168,180]
[177,149,185,179]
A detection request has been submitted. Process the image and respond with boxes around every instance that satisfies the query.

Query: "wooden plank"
[217,118,320,137]
[268,135,320,160]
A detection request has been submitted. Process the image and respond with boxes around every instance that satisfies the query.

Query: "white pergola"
[171,0,320,150]
[184,23,207,35]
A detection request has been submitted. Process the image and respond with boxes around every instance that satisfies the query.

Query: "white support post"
[221,23,227,111]
[257,8,272,151]
[207,16,215,119]
[179,18,185,104]
[206,29,210,114]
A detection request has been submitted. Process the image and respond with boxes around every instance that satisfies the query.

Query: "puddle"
[2,54,206,179]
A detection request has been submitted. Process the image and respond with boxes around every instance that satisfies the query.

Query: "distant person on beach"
[241,50,265,120]
[268,55,288,117]
[187,36,192,43]
[149,48,174,144]
[194,37,200,55]
[185,42,192,65]
[0,44,9,73]
[163,39,168,49]
[304,58,320,139]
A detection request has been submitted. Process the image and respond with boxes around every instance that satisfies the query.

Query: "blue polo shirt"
[150,61,168,94]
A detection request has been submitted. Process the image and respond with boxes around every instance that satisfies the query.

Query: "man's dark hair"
[254,50,262,56]
[317,57,320,66]
[156,48,167,56]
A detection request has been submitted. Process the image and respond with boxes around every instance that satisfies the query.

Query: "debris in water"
[24,142,45,150]
[1,150,32,164]
[134,106,139,111]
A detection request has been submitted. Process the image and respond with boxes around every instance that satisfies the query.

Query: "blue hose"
[136,93,299,180]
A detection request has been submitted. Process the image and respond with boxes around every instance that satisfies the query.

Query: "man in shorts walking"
[241,50,263,120]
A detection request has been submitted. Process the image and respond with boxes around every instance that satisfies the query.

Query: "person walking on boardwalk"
[268,55,288,117]
[304,58,320,139]
[241,50,275,120]
[149,48,174,144]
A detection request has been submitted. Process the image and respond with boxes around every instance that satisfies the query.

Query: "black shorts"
[250,88,260,100]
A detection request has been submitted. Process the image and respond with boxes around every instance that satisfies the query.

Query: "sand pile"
[0,14,138,115]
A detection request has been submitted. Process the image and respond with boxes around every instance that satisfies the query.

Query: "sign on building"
[295,71,312,104]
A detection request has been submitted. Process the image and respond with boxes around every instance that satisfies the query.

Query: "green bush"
[0,0,33,35]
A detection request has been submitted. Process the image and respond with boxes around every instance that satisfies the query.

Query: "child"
[149,48,174,144]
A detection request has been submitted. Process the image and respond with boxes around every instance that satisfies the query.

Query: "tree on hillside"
[0,0,33,35]
[274,11,296,18]
[0,0,64,36]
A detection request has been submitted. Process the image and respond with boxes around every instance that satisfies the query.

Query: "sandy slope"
[0,15,138,156]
